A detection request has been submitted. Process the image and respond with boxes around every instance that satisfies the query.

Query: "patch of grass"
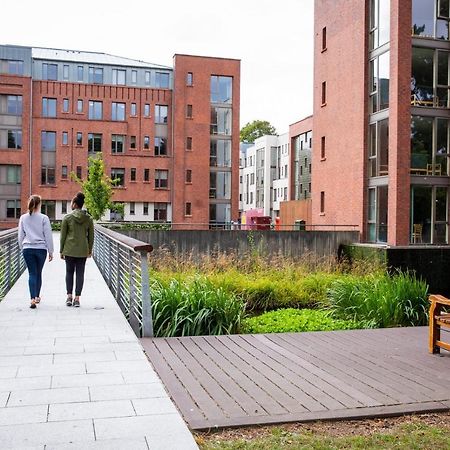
[327,271,429,328]
[198,422,450,449]
[241,308,364,334]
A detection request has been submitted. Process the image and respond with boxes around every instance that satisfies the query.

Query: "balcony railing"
[93,224,154,337]
[0,228,26,301]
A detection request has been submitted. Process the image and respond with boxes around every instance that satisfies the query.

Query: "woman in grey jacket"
[18,195,54,309]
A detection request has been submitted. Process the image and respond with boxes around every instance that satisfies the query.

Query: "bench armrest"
[429,294,450,307]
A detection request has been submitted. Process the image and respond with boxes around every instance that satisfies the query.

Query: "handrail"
[0,228,26,301]
[93,224,154,337]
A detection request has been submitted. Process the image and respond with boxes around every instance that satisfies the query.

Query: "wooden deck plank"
[143,327,450,430]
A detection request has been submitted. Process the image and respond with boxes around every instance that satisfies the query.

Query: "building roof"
[32,47,172,70]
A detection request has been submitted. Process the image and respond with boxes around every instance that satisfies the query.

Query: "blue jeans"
[22,249,47,299]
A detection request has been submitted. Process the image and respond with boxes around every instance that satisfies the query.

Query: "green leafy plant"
[241,308,363,334]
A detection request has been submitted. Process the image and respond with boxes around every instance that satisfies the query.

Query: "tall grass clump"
[327,270,429,328]
[151,278,245,337]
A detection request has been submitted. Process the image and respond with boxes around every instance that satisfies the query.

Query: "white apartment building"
[239,133,289,220]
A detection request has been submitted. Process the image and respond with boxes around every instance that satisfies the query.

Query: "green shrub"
[327,271,429,328]
[241,308,363,334]
[51,221,62,231]
[151,278,245,337]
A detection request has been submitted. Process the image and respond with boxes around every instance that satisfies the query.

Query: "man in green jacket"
[60,192,94,307]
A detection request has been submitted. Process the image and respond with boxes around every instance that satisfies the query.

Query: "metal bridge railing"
[93,224,154,337]
[0,228,26,301]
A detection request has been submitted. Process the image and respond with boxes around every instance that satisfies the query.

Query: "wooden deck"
[141,327,450,430]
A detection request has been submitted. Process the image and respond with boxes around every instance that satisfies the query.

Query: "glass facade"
[370,0,390,49]
[413,0,450,40]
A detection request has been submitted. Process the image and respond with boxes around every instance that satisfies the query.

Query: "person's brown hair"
[72,192,85,209]
[28,195,41,215]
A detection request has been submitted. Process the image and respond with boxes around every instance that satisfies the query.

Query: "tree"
[71,153,121,221]
[240,120,277,143]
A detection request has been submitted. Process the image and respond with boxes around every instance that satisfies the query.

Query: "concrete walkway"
[0,234,198,449]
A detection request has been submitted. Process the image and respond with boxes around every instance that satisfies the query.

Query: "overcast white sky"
[2,0,314,134]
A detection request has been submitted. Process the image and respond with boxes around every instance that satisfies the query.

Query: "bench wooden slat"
[429,294,450,354]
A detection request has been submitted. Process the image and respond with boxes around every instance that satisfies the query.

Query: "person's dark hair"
[28,195,41,215]
[72,192,85,209]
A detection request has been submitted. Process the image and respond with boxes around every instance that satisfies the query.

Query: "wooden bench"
[429,294,450,354]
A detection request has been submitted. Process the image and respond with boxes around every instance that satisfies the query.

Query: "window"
[88,67,103,84]
[186,104,193,119]
[6,60,24,75]
[7,130,22,149]
[111,102,125,121]
[210,107,232,134]
[186,136,192,150]
[185,202,192,216]
[62,165,68,179]
[76,166,82,179]
[131,103,137,116]
[144,104,150,117]
[155,105,168,123]
[130,135,136,149]
[112,69,126,85]
[155,72,170,88]
[370,51,390,112]
[369,119,389,177]
[131,70,137,84]
[154,137,167,156]
[42,98,57,117]
[41,201,56,219]
[41,166,56,185]
[111,134,125,153]
[63,98,69,113]
[144,135,150,149]
[129,202,135,215]
[209,203,231,224]
[130,168,136,181]
[143,202,149,215]
[321,136,326,159]
[211,75,233,103]
[322,27,327,51]
[62,200,67,214]
[144,168,150,182]
[111,168,125,187]
[6,200,21,219]
[88,101,103,120]
[62,132,68,145]
[187,72,193,86]
[77,66,84,81]
[320,191,325,213]
[77,99,83,113]
[41,131,56,151]
[145,71,151,85]
[7,95,22,115]
[321,81,327,105]
[209,171,231,199]
[63,64,69,80]
[155,169,168,189]
[210,140,231,166]
[6,165,21,184]
[88,133,102,152]
[76,132,83,146]
[154,202,167,221]
[370,0,390,49]
[42,63,57,81]
[186,169,192,183]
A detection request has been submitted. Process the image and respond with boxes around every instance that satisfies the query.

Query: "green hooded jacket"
[60,209,94,258]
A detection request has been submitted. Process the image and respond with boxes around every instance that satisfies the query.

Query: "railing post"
[140,251,153,337]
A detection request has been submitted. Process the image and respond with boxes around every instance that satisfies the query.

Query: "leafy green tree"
[240,120,277,143]
[71,153,121,221]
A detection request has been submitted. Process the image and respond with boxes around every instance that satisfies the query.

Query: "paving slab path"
[0,233,198,449]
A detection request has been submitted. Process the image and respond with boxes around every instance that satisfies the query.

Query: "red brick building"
[0,46,240,229]
[313,0,449,246]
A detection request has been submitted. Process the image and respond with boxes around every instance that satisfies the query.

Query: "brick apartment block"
[0,46,240,229]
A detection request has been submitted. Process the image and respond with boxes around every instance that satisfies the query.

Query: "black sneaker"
[73,299,80,308]
[66,298,73,307]
[30,301,36,309]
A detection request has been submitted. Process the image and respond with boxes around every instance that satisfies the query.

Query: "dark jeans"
[22,248,47,299]
[65,256,87,296]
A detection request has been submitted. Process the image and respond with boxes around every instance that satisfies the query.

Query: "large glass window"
[42,63,57,81]
[370,51,390,112]
[368,119,389,177]
[111,135,125,154]
[413,0,450,39]
[88,67,103,84]
[411,47,435,106]
[154,137,167,156]
[155,105,168,124]
[6,165,21,184]
[41,131,56,151]
[88,101,102,120]
[209,171,231,199]
[111,168,125,187]
[7,95,22,115]
[210,139,231,167]
[370,0,390,49]
[367,186,388,243]
[154,203,167,221]
[6,200,21,219]
[7,130,22,149]
[155,72,170,88]
[155,170,168,188]
[211,76,232,103]
[42,98,57,117]
[88,133,102,152]
[111,102,125,121]
[210,107,232,135]
[112,69,126,85]
[209,203,231,224]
